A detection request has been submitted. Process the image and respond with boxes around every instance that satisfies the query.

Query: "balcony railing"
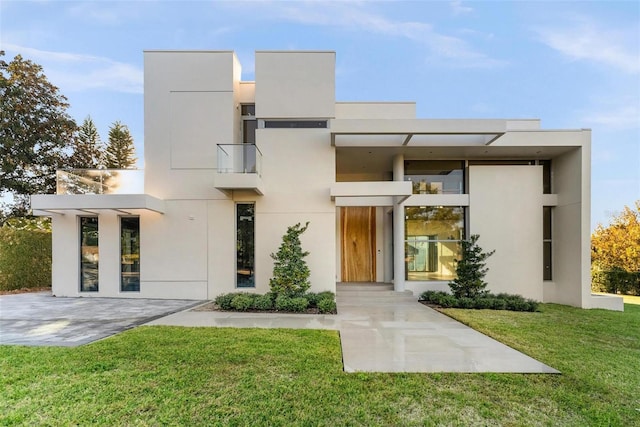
[56,169,144,195]
[217,144,262,176]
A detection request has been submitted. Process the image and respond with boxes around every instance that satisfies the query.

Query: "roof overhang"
[31,194,165,215]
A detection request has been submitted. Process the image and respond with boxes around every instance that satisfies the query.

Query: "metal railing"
[56,169,144,195]
[217,144,262,176]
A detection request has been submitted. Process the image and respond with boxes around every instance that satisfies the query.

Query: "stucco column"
[393,154,405,292]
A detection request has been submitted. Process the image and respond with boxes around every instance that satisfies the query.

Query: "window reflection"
[237,203,255,288]
[404,160,464,194]
[405,206,464,281]
[121,217,140,292]
[80,217,99,292]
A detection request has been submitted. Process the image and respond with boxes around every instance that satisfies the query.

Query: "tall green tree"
[0,51,76,218]
[449,234,495,299]
[69,116,103,169]
[104,121,136,169]
[269,222,311,297]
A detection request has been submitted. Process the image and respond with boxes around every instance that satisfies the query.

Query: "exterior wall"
[50,214,79,296]
[255,51,335,119]
[469,166,544,301]
[250,128,336,293]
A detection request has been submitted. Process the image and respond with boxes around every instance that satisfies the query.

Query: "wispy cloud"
[224,1,505,68]
[582,102,640,131]
[2,43,143,94]
[535,17,640,73]
[450,1,473,16]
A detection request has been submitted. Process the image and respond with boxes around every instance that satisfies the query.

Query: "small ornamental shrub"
[253,294,274,310]
[318,298,337,314]
[231,294,253,311]
[419,290,539,312]
[304,292,319,308]
[269,222,311,297]
[214,293,240,310]
[289,297,309,312]
[316,291,336,301]
[449,234,495,299]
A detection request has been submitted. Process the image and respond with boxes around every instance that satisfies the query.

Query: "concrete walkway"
[148,285,559,374]
[0,292,201,346]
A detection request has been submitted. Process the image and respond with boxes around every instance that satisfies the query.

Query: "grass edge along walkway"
[1,303,639,426]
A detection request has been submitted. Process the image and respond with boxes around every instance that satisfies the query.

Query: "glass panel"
[540,160,551,194]
[217,144,262,175]
[57,169,144,195]
[80,217,99,292]
[243,119,257,144]
[543,207,552,240]
[543,241,552,281]
[237,203,255,288]
[121,217,140,292]
[405,207,464,281]
[264,120,327,128]
[241,104,255,116]
[404,160,464,194]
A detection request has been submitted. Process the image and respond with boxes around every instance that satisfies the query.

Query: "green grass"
[1,304,639,426]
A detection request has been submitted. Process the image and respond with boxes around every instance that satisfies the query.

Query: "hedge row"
[214,291,337,314]
[592,269,640,296]
[420,290,539,312]
[0,228,52,291]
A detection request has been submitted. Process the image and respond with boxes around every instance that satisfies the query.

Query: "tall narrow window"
[121,217,140,292]
[236,203,255,288]
[543,207,552,280]
[80,217,99,292]
[241,104,257,173]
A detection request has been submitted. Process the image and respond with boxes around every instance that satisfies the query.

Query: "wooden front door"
[341,207,376,282]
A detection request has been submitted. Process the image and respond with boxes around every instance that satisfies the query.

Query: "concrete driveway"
[0,292,202,346]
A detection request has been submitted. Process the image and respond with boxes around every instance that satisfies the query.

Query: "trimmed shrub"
[214,293,241,310]
[275,295,308,312]
[420,290,539,312]
[318,298,337,314]
[253,294,274,310]
[0,226,52,291]
[231,294,254,311]
[304,292,319,308]
[592,268,640,296]
[269,222,311,297]
[317,291,336,301]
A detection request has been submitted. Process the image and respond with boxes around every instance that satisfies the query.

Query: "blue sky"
[1,0,638,229]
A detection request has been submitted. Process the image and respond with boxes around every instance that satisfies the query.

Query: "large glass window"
[236,203,255,288]
[543,207,552,281]
[121,217,140,292]
[80,217,99,292]
[405,206,464,281]
[404,160,464,194]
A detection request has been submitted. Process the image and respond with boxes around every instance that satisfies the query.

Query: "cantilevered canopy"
[31,194,165,215]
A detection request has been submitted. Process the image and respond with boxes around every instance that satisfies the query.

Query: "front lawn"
[1,304,638,426]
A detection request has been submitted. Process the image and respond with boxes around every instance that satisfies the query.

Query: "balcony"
[56,169,144,195]
[214,144,265,195]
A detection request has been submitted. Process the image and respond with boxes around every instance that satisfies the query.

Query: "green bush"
[592,268,640,296]
[303,292,319,307]
[214,293,242,310]
[253,294,274,310]
[0,226,52,291]
[275,295,308,312]
[231,294,254,311]
[269,222,311,297]
[318,298,337,314]
[317,291,336,301]
[420,290,539,312]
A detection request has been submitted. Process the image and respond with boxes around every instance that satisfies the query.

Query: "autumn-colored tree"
[591,201,640,272]
[0,51,76,219]
[104,121,136,169]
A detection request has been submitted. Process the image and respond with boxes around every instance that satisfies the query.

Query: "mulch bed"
[192,301,327,315]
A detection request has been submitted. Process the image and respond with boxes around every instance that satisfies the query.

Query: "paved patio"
[0,292,201,346]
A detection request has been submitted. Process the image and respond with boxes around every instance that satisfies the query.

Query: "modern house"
[31,50,623,310]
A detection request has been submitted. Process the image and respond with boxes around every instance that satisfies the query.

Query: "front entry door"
[341,207,376,282]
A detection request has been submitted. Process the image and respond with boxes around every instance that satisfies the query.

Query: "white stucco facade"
[31,50,621,310]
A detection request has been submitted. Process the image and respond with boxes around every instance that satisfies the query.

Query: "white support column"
[392,154,405,292]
